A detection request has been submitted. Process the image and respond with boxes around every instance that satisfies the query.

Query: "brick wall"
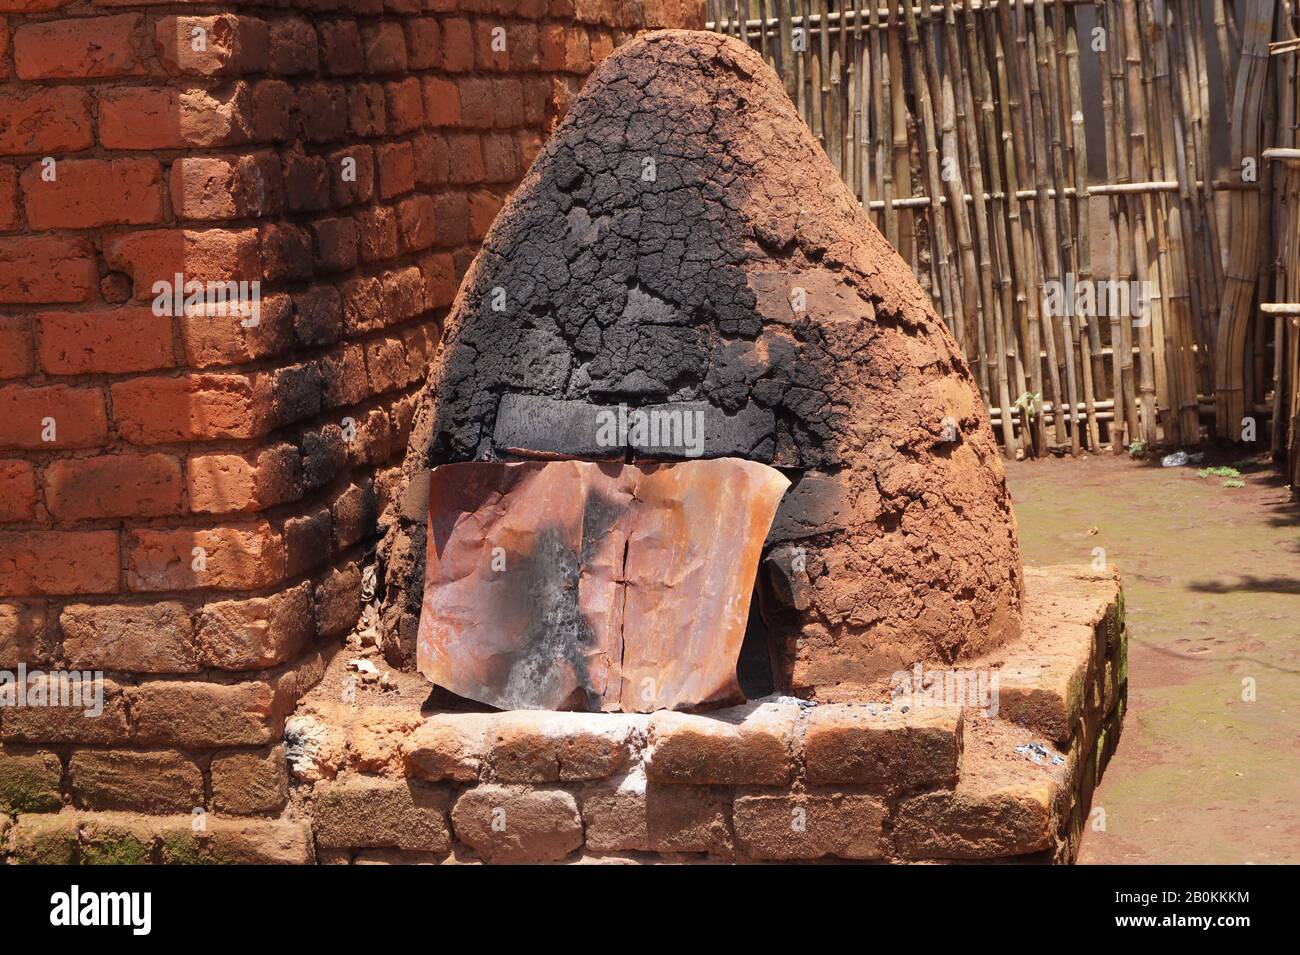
[0,0,704,822]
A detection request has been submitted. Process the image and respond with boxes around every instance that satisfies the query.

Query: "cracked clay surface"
[380,31,1023,703]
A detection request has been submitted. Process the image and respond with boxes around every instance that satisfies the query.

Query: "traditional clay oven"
[286,29,1125,866]
[379,29,1022,709]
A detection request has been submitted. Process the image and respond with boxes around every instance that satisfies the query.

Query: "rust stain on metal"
[417,458,790,712]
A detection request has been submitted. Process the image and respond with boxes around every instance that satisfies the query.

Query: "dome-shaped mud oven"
[379,30,1022,712]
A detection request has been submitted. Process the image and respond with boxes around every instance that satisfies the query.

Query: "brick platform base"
[1,564,1124,864]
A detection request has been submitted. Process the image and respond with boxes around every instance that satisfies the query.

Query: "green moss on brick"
[160,832,211,865]
[0,755,62,814]
[83,835,152,865]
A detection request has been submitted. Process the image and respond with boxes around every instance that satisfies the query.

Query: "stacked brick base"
[0,564,1123,864]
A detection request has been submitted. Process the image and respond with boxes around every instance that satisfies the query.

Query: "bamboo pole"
[904,0,962,341]
[1215,0,1275,439]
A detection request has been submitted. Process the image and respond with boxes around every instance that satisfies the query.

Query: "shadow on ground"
[1007,452,1300,864]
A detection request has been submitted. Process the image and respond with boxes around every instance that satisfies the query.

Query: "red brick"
[381,265,426,323]
[564,27,592,72]
[104,228,260,302]
[474,21,510,72]
[347,83,386,137]
[327,146,374,207]
[318,20,363,76]
[507,23,540,70]
[0,235,97,303]
[314,562,361,639]
[457,77,495,128]
[447,133,485,184]
[196,581,314,670]
[211,745,288,815]
[268,18,317,74]
[0,384,106,449]
[489,712,643,782]
[0,530,118,596]
[110,373,267,445]
[0,87,93,155]
[581,785,733,855]
[0,745,61,812]
[421,252,457,307]
[314,778,451,852]
[1,676,130,744]
[170,153,284,221]
[180,291,292,368]
[0,602,50,669]
[282,151,330,212]
[356,205,398,262]
[14,14,144,80]
[361,20,406,73]
[733,792,886,861]
[260,222,312,280]
[0,460,37,522]
[44,453,184,521]
[364,335,410,393]
[517,128,544,170]
[804,704,963,789]
[70,749,203,813]
[441,18,473,72]
[97,87,184,150]
[348,406,393,467]
[37,307,174,374]
[375,142,415,199]
[405,18,440,70]
[157,816,313,865]
[468,190,504,241]
[100,83,243,149]
[298,82,349,143]
[540,24,565,70]
[385,77,425,134]
[490,77,525,127]
[396,194,436,252]
[187,443,301,515]
[482,132,518,183]
[451,785,579,863]
[0,165,17,231]
[319,344,367,408]
[21,157,162,229]
[431,192,468,248]
[251,78,295,142]
[60,601,199,673]
[310,217,358,272]
[128,679,277,747]
[0,316,32,379]
[647,703,799,785]
[126,522,285,592]
[422,77,461,128]
[155,15,268,76]
[0,0,73,13]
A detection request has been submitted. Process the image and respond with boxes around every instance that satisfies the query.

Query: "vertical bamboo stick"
[1215,0,1274,439]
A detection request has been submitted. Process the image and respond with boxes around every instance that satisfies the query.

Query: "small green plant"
[1013,392,1041,420]
[1196,466,1241,480]
[1127,440,1147,459]
[1223,479,1245,488]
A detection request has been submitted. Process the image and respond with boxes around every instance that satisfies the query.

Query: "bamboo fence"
[707,0,1281,459]
[1266,3,1300,489]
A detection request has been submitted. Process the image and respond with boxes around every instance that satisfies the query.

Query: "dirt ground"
[1006,452,1300,864]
